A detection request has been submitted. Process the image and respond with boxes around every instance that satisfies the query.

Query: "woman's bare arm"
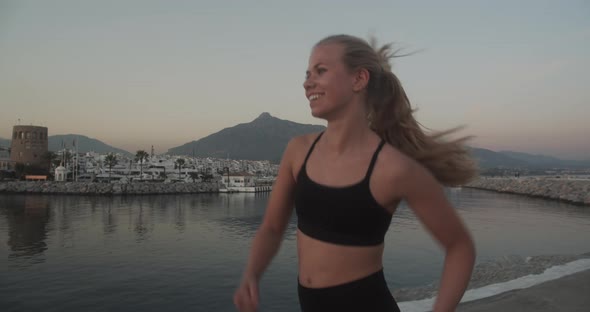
[394,158,476,312]
[241,137,300,281]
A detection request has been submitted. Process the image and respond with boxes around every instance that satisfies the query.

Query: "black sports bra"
[294,132,393,246]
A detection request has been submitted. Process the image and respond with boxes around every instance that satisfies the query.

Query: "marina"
[1,188,589,311]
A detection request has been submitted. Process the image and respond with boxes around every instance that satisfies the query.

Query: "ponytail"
[317,35,478,186]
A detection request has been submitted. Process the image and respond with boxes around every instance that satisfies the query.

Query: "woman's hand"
[233,275,259,312]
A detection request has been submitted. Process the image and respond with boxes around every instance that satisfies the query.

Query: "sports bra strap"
[365,139,386,179]
[303,132,324,165]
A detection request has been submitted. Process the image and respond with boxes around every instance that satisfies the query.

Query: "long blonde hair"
[316,35,477,186]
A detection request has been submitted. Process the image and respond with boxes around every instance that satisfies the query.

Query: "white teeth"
[309,93,323,101]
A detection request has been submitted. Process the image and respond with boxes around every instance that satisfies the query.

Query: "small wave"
[396,254,590,312]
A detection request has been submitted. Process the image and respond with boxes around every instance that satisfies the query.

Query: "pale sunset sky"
[0,0,588,159]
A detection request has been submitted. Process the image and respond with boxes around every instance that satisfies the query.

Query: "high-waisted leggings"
[297,269,401,312]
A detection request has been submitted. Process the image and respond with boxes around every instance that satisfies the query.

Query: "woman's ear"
[352,68,370,92]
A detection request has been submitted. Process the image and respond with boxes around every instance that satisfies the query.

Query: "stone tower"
[10,125,49,167]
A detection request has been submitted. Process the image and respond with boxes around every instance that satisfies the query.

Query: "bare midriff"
[297,229,385,288]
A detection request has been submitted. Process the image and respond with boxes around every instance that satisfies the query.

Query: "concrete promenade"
[457,269,590,311]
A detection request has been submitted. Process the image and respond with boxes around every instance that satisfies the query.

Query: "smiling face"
[303,43,357,120]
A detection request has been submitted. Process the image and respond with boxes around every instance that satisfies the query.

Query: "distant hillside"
[499,151,590,169]
[468,148,590,169]
[168,113,325,163]
[48,134,132,156]
[0,137,9,158]
[469,147,529,169]
[168,113,588,168]
[1,135,131,158]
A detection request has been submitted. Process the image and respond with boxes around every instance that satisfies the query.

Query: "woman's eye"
[317,68,326,74]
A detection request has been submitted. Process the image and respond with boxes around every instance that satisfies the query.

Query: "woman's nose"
[303,77,314,90]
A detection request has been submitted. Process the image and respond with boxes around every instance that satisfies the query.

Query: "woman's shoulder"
[281,132,323,171]
[373,143,424,189]
[285,132,323,154]
[379,143,415,171]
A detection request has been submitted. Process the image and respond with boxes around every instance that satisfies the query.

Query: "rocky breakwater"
[465,177,590,206]
[0,181,219,195]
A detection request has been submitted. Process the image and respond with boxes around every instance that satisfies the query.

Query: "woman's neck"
[323,107,375,155]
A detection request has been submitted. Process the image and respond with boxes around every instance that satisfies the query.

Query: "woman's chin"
[311,105,341,121]
[310,104,328,119]
[310,108,326,119]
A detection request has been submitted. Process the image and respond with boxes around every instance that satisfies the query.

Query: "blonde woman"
[234,34,477,312]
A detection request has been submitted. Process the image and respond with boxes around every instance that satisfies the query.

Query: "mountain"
[48,134,132,156]
[168,113,588,168]
[168,113,326,163]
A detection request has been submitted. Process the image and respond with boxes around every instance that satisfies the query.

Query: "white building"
[55,165,66,181]
[221,171,255,187]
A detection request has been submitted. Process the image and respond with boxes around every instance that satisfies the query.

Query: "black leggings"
[297,269,401,312]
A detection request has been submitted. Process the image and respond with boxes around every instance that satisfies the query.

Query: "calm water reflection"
[1,189,589,311]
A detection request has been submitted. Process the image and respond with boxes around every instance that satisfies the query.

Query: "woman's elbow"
[451,234,476,263]
[444,232,476,260]
[258,222,286,238]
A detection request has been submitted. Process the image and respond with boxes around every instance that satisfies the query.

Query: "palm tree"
[104,153,118,182]
[188,172,199,183]
[175,158,185,180]
[135,150,149,181]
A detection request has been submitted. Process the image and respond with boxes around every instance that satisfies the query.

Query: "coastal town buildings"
[61,150,279,184]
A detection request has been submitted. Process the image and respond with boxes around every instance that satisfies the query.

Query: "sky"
[0,0,588,159]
